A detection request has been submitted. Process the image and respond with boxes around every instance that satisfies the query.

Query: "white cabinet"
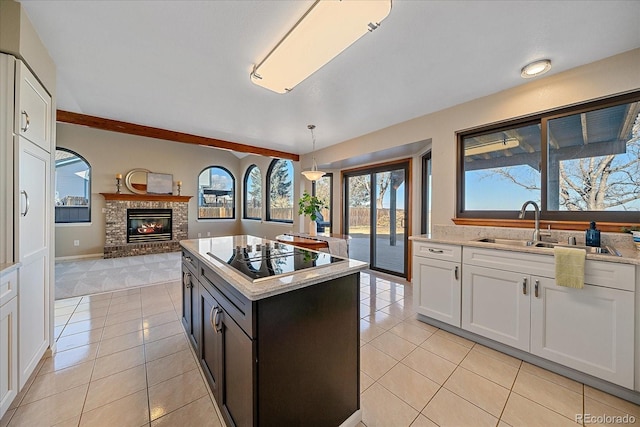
[15,61,51,153]
[461,265,531,351]
[16,136,50,388]
[413,242,461,327]
[531,275,634,389]
[0,271,18,417]
[0,5,55,419]
[461,246,635,389]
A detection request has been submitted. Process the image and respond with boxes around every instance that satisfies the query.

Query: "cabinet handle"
[183,256,192,262]
[214,307,222,333]
[21,110,30,132]
[20,190,30,217]
[522,277,527,295]
[428,248,444,254]
[534,280,539,298]
[210,306,217,331]
[183,271,191,287]
[454,266,459,280]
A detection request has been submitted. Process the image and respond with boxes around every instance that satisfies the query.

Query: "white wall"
[55,123,242,257]
[304,49,640,236]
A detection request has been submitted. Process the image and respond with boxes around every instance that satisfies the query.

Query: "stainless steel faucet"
[518,200,541,241]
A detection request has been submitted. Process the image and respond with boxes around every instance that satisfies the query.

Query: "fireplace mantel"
[100,193,192,203]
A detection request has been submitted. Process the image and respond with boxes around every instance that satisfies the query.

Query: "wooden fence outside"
[348,207,405,228]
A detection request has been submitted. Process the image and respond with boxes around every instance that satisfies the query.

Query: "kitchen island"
[180,235,368,427]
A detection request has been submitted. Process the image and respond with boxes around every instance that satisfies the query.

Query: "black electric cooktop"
[207,239,345,282]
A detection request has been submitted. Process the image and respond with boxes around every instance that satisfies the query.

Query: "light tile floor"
[2,271,639,426]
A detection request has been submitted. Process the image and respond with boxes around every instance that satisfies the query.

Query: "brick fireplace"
[100,193,192,258]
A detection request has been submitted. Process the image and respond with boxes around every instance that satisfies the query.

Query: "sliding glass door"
[344,161,409,277]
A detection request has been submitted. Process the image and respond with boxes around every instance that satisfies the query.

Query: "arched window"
[55,148,91,223]
[243,165,262,220]
[198,166,235,219]
[266,159,293,223]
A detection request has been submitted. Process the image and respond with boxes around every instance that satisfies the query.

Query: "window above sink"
[457,91,640,227]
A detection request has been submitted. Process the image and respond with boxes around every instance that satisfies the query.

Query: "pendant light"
[301,124,326,182]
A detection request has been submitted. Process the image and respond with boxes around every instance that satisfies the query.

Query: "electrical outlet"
[207,231,211,236]
[198,233,202,238]
[102,208,107,214]
[73,240,80,246]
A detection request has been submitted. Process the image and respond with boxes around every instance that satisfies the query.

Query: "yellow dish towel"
[554,246,586,289]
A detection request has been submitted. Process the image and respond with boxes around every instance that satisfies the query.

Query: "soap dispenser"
[585,221,601,247]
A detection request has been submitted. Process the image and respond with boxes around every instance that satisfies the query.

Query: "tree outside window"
[244,165,262,219]
[267,159,294,222]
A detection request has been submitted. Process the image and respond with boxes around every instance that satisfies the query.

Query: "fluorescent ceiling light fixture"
[521,59,552,78]
[250,0,392,94]
[465,138,520,156]
[301,125,326,182]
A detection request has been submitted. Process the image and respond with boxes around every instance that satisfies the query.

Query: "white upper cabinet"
[15,61,51,152]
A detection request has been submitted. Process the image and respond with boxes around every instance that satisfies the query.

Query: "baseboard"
[340,409,362,427]
[55,253,104,261]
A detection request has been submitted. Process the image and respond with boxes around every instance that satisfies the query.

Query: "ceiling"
[19,0,640,156]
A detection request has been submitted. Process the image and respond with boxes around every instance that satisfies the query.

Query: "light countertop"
[410,225,640,266]
[180,235,368,301]
[0,262,21,276]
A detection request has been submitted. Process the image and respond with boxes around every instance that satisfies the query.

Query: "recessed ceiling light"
[521,59,552,78]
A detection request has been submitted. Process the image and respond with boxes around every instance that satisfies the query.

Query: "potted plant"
[298,191,327,237]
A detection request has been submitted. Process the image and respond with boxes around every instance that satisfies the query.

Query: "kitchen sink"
[533,242,621,256]
[474,238,621,256]
[474,238,535,247]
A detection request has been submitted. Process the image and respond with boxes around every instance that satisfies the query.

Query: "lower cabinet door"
[199,287,221,399]
[18,258,48,388]
[219,310,254,427]
[462,265,530,351]
[0,297,18,418]
[181,268,199,350]
[413,256,461,327]
[530,278,635,389]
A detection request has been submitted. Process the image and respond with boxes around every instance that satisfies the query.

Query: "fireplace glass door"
[127,209,172,243]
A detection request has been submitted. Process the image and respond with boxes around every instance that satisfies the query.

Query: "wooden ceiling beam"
[56,110,300,161]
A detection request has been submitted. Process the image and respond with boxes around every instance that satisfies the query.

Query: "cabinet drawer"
[463,247,553,277]
[413,242,461,262]
[181,249,198,274]
[0,269,17,307]
[200,263,254,338]
[584,260,635,291]
[15,61,51,152]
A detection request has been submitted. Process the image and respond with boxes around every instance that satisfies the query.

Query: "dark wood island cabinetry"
[180,236,367,427]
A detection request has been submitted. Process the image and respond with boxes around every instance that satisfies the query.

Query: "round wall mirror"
[125,168,150,194]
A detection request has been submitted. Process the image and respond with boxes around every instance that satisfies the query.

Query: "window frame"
[55,147,91,224]
[311,172,333,232]
[457,90,640,224]
[266,159,294,223]
[243,164,262,220]
[421,151,431,235]
[197,165,236,220]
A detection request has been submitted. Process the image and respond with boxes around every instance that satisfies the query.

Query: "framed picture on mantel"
[146,172,173,194]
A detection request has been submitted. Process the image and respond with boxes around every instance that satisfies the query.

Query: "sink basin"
[474,238,534,247]
[533,242,621,256]
[475,238,621,256]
